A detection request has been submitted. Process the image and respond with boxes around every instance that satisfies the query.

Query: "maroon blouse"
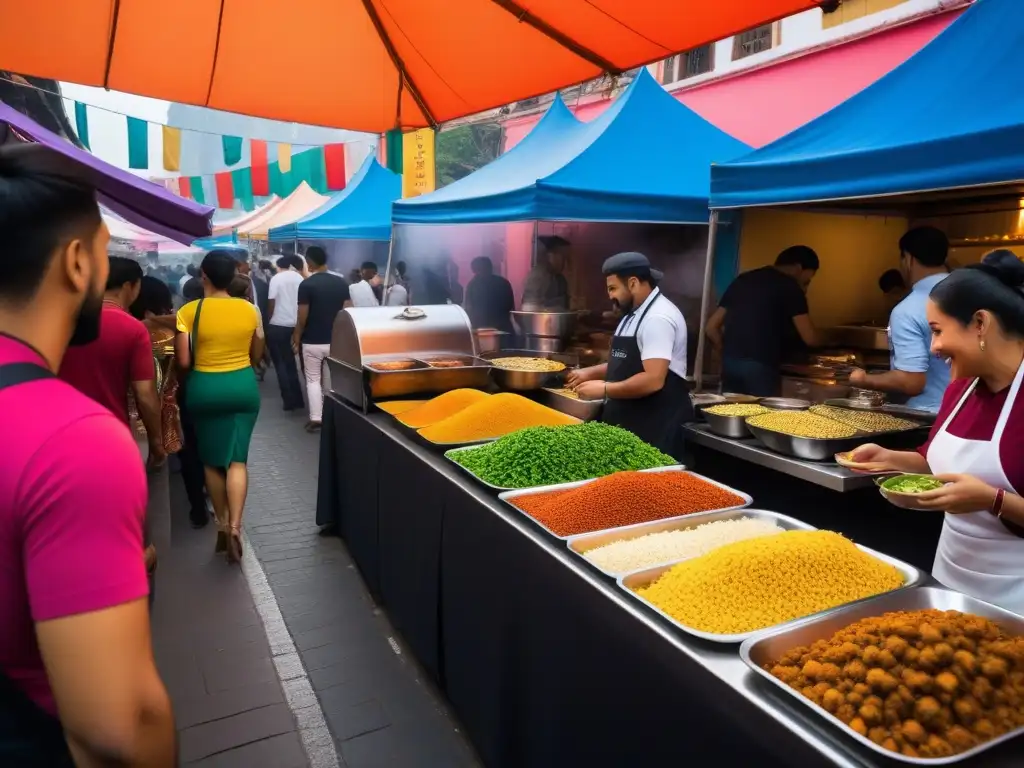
[918,377,1024,494]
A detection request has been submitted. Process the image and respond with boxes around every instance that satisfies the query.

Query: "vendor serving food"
[849,250,1024,614]
[848,227,952,412]
[566,252,692,457]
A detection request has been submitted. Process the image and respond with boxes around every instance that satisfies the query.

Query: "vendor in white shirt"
[349,261,384,307]
[567,252,692,458]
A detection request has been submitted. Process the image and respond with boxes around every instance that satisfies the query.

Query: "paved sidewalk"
[152,372,480,768]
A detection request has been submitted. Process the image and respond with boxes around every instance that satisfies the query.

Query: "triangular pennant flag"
[232,167,254,211]
[250,139,269,196]
[189,176,206,205]
[268,160,286,197]
[214,172,234,208]
[127,117,149,169]
[277,143,291,174]
[222,135,243,166]
[293,148,327,194]
[324,144,346,190]
[74,102,90,150]
[177,177,191,198]
[162,126,182,172]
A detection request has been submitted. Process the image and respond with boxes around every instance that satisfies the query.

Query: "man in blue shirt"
[849,226,951,412]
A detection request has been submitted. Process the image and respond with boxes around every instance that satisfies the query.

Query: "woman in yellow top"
[174,250,264,563]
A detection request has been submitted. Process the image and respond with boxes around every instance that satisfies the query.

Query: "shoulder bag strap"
[188,299,205,368]
[0,363,55,392]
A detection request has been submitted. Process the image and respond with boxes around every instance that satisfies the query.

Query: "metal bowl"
[491,366,563,391]
[511,311,578,340]
[759,397,811,411]
[701,409,753,439]
[473,328,509,355]
[691,392,727,407]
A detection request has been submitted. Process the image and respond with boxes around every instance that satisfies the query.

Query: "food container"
[848,387,887,407]
[824,397,886,411]
[521,335,567,353]
[538,387,603,422]
[328,305,488,410]
[482,349,578,391]
[877,474,948,510]
[759,397,811,411]
[745,421,868,461]
[499,466,735,540]
[567,508,804,579]
[690,392,727,408]
[740,586,1024,764]
[701,409,756,439]
[721,392,761,404]
[473,328,508,355]
[621,543,922,644]
[511,311,578,340]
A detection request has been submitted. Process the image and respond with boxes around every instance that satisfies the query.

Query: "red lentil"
[510,471,746,537]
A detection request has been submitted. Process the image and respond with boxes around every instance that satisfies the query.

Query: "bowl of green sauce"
[878,474,946,509]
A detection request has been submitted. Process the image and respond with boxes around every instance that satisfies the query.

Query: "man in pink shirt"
[0,144,175,764]
[60,255,166,468]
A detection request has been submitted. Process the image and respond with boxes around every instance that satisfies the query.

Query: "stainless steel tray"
[567,508,806,579]
[701,409,755,439]
[363,353,492,399]
[443,444,517,491]
[746,422,868,461]
[498,468,742,541]
[537,387,603,421]
[619,542,922,644]
[740,586,1024,764]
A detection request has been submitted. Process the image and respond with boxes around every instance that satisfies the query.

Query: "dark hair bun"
[980,249,1024,289]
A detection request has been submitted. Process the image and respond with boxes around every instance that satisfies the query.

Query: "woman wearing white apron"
[850,250,1024,616]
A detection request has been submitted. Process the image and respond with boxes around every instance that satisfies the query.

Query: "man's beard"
[612,296,634,315]
[68,288,105,347]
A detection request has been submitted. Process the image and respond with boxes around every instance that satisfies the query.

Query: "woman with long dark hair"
[174,250,264,563]
[851,249,1024,613]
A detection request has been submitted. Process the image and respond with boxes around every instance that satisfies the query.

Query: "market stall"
[235,181,329,257]
[315,297,1023,767]
[266,156,399,274]
[390,69,750,372]
[682,0,1024,554]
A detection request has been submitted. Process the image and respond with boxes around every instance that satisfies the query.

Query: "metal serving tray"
[618,542,922,644]
[746,421,931,462]
[498,468,742,541]
[740,586,1024,765]
[538,387,603,422]
[443,444,519,492]
[363,353,492,400]
[701,408,757,439]
[567,508,806,579]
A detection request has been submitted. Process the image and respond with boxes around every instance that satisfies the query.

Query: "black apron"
[0,362,76,767]
[600,291,693,459]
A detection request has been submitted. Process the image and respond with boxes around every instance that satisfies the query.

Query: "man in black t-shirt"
[293,246,351,430]
[705,245,822,396]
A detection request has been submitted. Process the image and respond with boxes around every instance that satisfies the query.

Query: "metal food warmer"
[327,305,491,412]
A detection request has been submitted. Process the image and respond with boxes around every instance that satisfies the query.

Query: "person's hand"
[574,380,606,401]
[848,367,867,387]
[144,544,158,572]
[291,336,300,355]
[566,366,595,388]
[147,442,167,471]
[916,474,999,514]
[844,443,897,473]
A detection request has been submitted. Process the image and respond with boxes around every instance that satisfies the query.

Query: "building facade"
[499,0,969,150]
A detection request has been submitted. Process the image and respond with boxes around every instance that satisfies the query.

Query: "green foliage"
[435,123,503,187]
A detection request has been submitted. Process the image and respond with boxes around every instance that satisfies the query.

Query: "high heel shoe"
[215,530,228,553]
[227,526,243,564]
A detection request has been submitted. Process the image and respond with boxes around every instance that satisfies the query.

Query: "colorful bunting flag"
[127,117,149,169]
[189,176,206,205]
[177,177,191,198]
[214,172,234,208]
[232,167,254,211]
[74,102,90,150]
[162,126,182,172]
[324,144,347,190]
[250,139,269,196]
[277,143,292,174]
[385,129,403,174]
[222,135,243,166]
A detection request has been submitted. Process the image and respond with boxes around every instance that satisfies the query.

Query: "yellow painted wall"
[822,0,910,29]
[736,209,909,327]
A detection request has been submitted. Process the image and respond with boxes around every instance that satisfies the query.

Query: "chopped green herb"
[882,475,944,494]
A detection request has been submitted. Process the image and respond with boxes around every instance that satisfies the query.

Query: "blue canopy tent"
[268,156,401,242]
[394,69,749,225]
[710,0,1024,210]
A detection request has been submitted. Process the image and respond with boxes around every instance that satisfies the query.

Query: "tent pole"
[693,210,719,393]
[382,235,395,305]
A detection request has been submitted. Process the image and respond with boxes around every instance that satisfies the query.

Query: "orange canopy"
[0,1,821,131]
[237,183,329,241]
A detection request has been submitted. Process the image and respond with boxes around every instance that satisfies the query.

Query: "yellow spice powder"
[417,392,578,443]
[377,400,429,415]
[636,530,904,635]
[396,389,490,428]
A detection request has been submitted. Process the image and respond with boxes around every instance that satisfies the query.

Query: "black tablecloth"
[316,397,868,767]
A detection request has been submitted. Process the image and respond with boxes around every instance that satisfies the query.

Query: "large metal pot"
[473,328,508,355]
[511,311,578,340]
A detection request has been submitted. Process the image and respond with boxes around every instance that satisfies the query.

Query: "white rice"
[583,517,784,575]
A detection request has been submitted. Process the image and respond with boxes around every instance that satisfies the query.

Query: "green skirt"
[186,367,261,468]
